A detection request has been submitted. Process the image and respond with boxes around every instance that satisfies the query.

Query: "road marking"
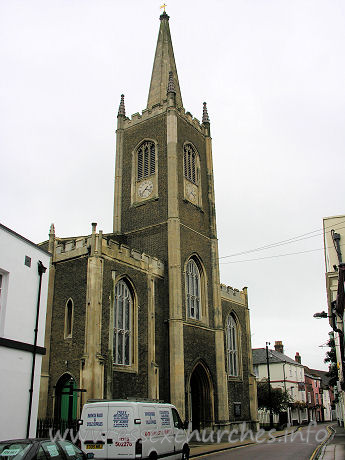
[309,425,333,460]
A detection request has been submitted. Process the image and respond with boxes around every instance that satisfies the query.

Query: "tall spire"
[147,11,183,109]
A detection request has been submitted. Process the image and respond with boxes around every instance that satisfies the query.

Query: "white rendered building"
[253,342,308,425]
[0,224,50,440]
[322,383,333,422]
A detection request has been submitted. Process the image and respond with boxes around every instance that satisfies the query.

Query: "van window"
[171,408,183,429]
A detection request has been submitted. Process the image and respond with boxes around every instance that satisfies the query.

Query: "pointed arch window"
[226,315,239,377]
[184,144,197,184]
[64,299,74,339]
[114,280,132,366]
[186,259,201,320]
[137,141,155,180]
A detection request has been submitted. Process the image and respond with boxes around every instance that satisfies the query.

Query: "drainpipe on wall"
[26,260,47,438]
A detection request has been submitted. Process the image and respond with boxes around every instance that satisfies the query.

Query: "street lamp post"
[314,306,345,386]
[266,342,274,428]
[283,361,291,425]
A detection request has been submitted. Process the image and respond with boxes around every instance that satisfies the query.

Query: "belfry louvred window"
[184,144,197,183]
[137,141,155,180]
[114,280,132,365]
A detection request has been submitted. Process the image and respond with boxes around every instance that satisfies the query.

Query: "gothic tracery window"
[184,143,197,184]
[114,280,132,365]
[186,259,201,320]
[137,141,155,180]
[226,315,239,377]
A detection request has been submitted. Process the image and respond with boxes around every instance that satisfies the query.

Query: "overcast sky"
[1,0,345,371]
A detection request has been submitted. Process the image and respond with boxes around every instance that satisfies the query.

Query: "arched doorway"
[189,363,214,431]
[55,374,78,422]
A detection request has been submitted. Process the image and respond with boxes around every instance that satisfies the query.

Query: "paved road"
[196,424,329,460]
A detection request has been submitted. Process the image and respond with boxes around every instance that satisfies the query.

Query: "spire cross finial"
[160,3,167,12]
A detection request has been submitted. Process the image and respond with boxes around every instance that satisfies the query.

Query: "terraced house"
[38,11,258,431]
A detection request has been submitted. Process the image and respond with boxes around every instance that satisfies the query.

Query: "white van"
[79,400,189,460]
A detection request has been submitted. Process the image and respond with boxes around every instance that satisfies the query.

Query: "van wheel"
[182,447,189,460]
[149,452,157,460]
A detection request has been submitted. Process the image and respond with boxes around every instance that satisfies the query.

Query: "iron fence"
[36,418,79,441]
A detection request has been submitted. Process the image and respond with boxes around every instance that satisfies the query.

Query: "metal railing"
[36,418,79,440]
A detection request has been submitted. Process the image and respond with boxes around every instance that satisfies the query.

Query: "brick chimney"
[295,352,301,364]
[274,340,284,354]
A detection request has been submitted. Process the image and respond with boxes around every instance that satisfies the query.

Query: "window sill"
[132,196,159,208]
[182,199,204,213]
[113,364,138,374]
[183,321,213,332]
[186,316,202,324]
[227,375,243,382]
[184,317,210,328]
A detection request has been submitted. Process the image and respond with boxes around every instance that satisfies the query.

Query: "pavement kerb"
[189,425,300,458]
[310,424,336,460]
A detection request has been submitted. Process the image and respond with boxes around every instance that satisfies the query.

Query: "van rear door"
[80,404,108,459]
[107,405,136,459]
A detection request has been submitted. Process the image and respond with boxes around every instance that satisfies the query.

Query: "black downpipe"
[330,300,345,390]
[26,260,47,438]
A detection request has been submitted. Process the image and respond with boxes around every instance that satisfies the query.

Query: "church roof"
[147,11,183,109]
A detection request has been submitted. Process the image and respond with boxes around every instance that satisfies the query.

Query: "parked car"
[0,439,94,460]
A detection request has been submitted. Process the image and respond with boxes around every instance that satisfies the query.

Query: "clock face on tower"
[186,182,197,203]
[137,179,153,199]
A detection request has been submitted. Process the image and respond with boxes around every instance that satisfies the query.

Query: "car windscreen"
[0,443,32,460]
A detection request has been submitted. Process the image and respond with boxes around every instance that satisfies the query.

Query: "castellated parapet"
[52,231,164,278]
[220,283,247,306]
[123,102,206,135]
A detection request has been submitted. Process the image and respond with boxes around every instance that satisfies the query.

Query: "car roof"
[0,439,64,443]
[0,439,34,443]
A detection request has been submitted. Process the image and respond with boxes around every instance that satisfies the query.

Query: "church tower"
[113,11,229,423]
